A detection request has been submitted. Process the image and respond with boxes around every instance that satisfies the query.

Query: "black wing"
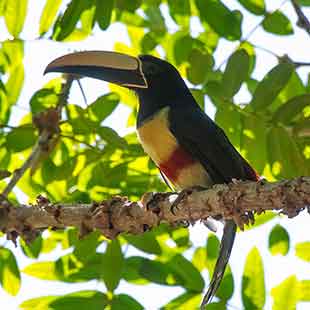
[169,105,258,183]
[169,105,257,308]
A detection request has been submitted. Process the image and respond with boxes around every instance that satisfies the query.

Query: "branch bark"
[0,177,309,241]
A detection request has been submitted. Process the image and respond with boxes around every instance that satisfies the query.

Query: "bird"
[45,51,259,308]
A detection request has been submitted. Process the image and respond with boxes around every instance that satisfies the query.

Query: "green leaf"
[242,247,265,310]
[20,236,43,259]
[96,0,114,30]
[124,231,162,255]
[6,125,36,152]
[262,11,294,35]
[167,254,204,292]
[250,63,294,111]
[268,224,290,256]
[30,89,59,114]
[20,290,108,310]
[295,242,310,262]
[215,266,234,301]
[98,126,127,149]
[143,260,180,286]
[0,248,21,296]
[122,256,149,285]
[53,0,94,41]
[167,0,191,27]
[267,126,305,178]
[195,0,242,40]
[101,239,124,291]
[23,261,60,281]
[298,0,310,5]
[39,0,62,35]
[73,231,101,262]
[273,94,310,124]
[4,0,28,37]
[111,294,144,310]
[87,93,119,122]
[190,89,205,110]
[115,0,142,12]
[186,49,214,85]
[222,49,250,98]
[237,0,265,15]
[162,292,201,309]
[271,276,298,310]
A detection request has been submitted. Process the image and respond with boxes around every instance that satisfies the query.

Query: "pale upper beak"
[44,50,148,88]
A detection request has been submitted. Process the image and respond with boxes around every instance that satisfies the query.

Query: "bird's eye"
[144,63,159,75]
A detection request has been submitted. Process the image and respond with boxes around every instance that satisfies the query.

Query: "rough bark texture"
[0,177,309,242]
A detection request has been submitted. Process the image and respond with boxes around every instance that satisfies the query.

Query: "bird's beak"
[44,51,148,88]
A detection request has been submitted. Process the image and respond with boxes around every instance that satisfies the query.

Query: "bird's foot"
[170,186,205,215]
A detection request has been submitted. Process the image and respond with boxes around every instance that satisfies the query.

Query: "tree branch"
[0,75,74,201]
[0,177,309,241]
[291,0,310,37]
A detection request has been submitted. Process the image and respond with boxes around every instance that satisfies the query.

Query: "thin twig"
[1,75,74,199]
[291,0,310,37]
[60,133,100,151]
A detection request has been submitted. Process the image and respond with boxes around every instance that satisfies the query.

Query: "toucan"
[45,51,259,308]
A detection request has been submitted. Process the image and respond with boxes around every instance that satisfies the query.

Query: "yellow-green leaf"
[0,248,21,296]
[23,261,60,281]
[39,0,62,35]
[268,224,290,256]
[271,276,298,310]
[4,0,28,37]
[242,247,265,310]
[295,242,310,262]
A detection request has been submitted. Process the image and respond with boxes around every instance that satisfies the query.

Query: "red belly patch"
[159,146,196,182]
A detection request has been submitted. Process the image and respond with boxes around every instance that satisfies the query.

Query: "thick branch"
[0,177,309,240]
[291,0,310,37]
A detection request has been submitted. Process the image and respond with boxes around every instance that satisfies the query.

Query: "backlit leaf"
[20,290,108,310]
[263,11,293,35]
[111,294,144,310]
[101,239,124,291]
[250,63,294,110]
[195,0,242,40]
[124,232,162,255]
[96,0,114,30]
[0,248,21,296]
[295,242,310,262]
[4,0,28,37]
[271,276,298,310]
[242,247,265,310]
[267,126,305,178]
[268,224,290,256]
[39,0,62,35]
[237,0,265,15]
[222,49,250,98]
[273,94,310,124]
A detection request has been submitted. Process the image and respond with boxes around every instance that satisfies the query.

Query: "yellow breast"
[137,106,177,165]
[137,106,211,189]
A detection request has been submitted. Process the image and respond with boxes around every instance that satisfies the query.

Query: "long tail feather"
[200,220,237,309]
